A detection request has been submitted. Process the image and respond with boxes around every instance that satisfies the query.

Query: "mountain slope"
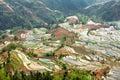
[84,0,120,21]
[41,0,95,14]
[0,0,120,30]
[0,0,63,30]
[0,0,93,30]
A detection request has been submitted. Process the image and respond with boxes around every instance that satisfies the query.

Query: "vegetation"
[0,0,120,30]
[54,69,94,80]
[0,69,94,80]
[0,1,118,80]
[10,71,53,80]
[60,35,67,42]
[2,43,25,52]
[76,13,89,24]
[10,27,22,35]
[0,68,10,80]
[85,0,120,21]
[44,51,55,57]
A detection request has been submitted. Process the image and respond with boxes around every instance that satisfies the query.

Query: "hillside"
[0,0,63,30]
[0,18,120,79]
[0,0,92,30]
[1,0,120,80]
[0,0,120,29]
[84,0,120,21]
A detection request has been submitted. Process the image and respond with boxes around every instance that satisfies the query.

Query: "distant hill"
[0,0,120,30]
[0,0,93,30]
[0,0,62,30]
[84,0,120,21]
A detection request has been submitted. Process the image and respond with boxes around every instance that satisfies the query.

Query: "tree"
[62,64,67,70]
[2,43,16,52]
[56,15,65,23]
[60,35,67,44]
[21,71,28,80]
[1,34,7,39]
[63,70,68,80]
[58,54,63,59]
[14,36,18,41]
[7,52,11,63]
[76,13,89,24]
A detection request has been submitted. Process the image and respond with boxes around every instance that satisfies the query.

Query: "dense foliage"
[84,0,120,21]
[54,70,94,80]
[0,0,104,30]
[0,69,94,80]
[2,43,25,52]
